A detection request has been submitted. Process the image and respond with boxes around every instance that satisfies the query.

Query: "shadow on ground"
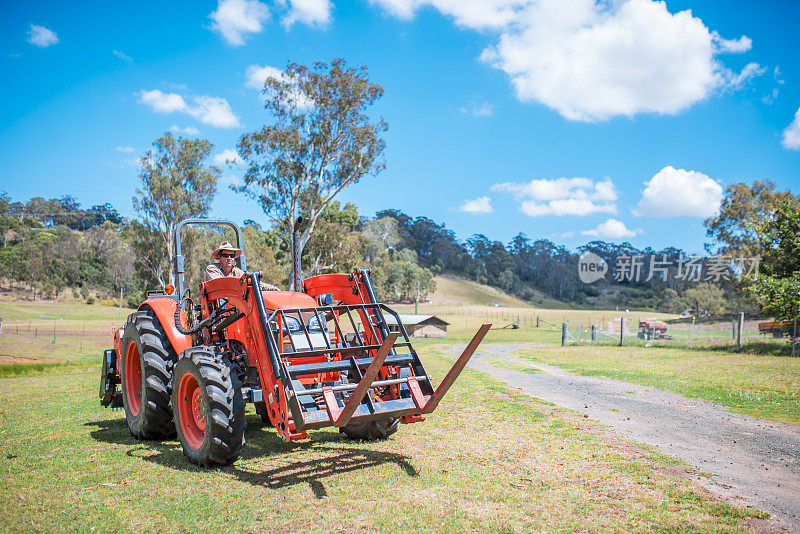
[85,414,418,498]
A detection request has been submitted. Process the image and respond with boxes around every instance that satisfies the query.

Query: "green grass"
[0,297,128,369]
[0,297,134,322]
[515,345,800,425]
[488,358,543,374]
[0,345,765,533]
[0,362,72,377]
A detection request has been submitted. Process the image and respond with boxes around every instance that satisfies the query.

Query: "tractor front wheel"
[172,347,246,466]
[340,418,399,441]
[120,311,176,439]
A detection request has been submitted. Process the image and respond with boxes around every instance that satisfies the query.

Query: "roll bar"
[173,218,246,300]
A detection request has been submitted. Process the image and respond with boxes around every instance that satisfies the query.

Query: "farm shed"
[385,314,449,338]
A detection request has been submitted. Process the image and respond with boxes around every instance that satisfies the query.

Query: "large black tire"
[120,311,176,439]
[340,418,399,441]
[172,347,246,467]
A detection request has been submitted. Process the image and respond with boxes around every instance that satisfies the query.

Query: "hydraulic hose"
[174,298,215,335]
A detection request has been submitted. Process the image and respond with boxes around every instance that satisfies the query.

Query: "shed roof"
[384,314,450,326]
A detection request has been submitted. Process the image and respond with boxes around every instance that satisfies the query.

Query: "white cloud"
[730,62,766,89]
[187,96,241,128]
[763,67,785,104]
[460,101,494,116]
[112,49,133,62]
[581,219,639,240]
[283,0,332,27]
[170,125,201,135]
[138,90,241,128]
[782,107,800,150]
[245,64,314,109]
[245,64,285,89]
[633,166,723,217]
[116,146,134,153]
[139,90,187,113]
[369,0,528,29]
[209,0,270,46]
[27,24,59,47]
[221,175,245,188]
[492,177,617,216]
[712,31,752,53]
[459,196,493,214]
[214,149,244,166]
[372,0,752,122]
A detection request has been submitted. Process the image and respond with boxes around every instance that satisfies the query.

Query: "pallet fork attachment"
[285,322,491,432]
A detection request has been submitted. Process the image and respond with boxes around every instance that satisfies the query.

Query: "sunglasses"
[219,253,236,258]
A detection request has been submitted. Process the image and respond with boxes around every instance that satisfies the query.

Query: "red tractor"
[99,218,490,466]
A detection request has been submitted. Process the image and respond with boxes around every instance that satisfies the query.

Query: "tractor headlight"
[282,316,302,333]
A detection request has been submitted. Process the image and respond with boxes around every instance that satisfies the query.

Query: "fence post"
[689,316,695,349]
[793,317,797,356]
[619,318,625,346]
[577,325,582,346]
[736,312,743,352]
[562,323,568,346]
[536,316,540,328]
[591,324,598,342]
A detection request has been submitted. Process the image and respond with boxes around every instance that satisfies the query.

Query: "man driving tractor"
[205,241,280,291]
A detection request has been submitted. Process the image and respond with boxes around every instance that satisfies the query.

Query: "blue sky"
[1,0,799,255]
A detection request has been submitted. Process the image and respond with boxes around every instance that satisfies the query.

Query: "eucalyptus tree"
[132,132,220,285]
[234,58,387,288]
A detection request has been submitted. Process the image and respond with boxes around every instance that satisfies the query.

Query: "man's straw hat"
[211,241,241,260]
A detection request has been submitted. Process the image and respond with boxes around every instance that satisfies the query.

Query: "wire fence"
[559,315,799,354]
[422,306,798,354]
[0,317,117,360]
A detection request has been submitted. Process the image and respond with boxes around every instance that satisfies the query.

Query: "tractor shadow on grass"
[85,415,418,499]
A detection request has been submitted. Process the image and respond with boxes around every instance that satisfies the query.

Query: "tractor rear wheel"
[340,418,399,441]
[120,311,176,439]
[172,347,246,467]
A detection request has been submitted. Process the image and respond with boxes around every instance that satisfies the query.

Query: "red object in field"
[638,320,670,340]
[99,218,491,467]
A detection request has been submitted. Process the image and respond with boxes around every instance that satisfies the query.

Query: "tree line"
[2,58,796,318]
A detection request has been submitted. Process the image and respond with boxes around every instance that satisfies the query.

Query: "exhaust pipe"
[292,217,302,292]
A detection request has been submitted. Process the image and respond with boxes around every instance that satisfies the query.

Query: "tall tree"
[234,58,387,288]
[704,180,797,255]
[750,201,800,320]
[132,132,220,285]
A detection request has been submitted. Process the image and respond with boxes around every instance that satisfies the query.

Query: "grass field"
[515,345,800,425]
[0,342,766,533]
[0,297,129,373]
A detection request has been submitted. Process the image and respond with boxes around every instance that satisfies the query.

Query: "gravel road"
[460,343,800,531]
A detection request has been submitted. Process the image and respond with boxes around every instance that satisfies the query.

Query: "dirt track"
[460,343,800,532]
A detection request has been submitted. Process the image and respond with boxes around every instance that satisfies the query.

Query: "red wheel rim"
[178,372,205,448]
[125,342,142,416]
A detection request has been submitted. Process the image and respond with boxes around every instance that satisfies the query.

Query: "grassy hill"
[423,274,532,307]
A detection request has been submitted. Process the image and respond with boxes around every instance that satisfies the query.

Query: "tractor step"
[286,353,414,377]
